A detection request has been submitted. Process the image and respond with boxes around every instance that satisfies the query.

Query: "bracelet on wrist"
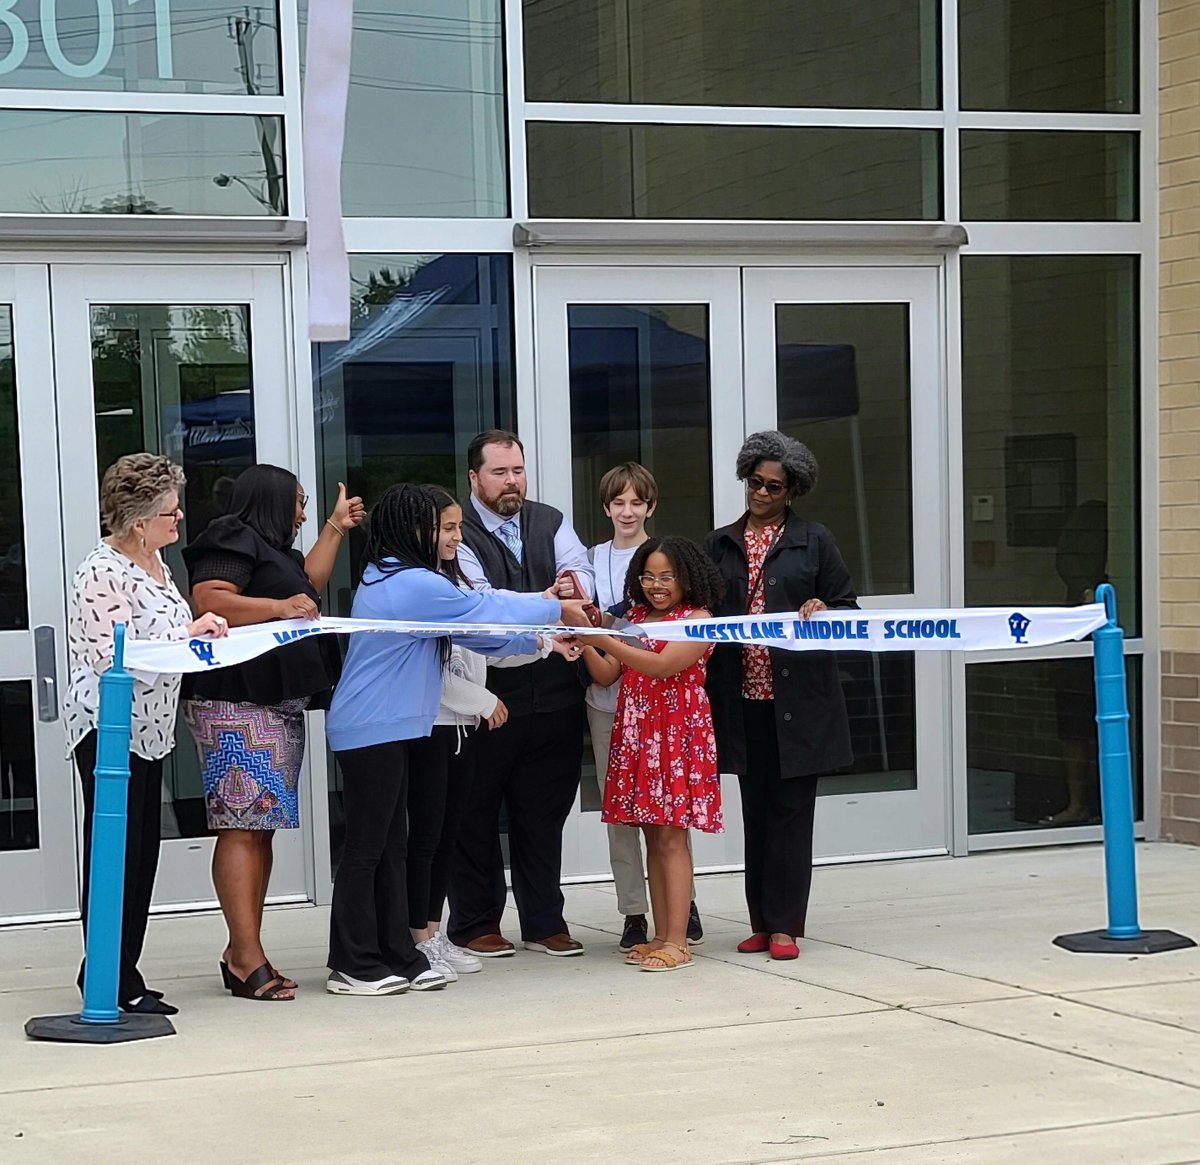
[326,519,345,538]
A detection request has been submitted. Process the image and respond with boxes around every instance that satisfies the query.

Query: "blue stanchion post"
[26,625,176,1042]
[1054,585,1195,956]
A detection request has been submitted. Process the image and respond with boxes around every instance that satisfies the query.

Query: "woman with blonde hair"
[63,453,227,1015]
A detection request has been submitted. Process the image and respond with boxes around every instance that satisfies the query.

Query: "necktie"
[497,519,523,564]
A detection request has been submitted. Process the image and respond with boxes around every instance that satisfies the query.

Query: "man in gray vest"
[448,429,594,957]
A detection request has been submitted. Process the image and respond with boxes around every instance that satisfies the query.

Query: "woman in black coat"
[704,431,858,960]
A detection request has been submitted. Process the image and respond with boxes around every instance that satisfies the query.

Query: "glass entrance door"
[534,265,746,878]
[0,266,78,920]
[51,261,309,911]
[743,266,948,858]
[534,262,949,879]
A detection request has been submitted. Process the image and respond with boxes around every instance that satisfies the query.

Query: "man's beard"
[491,490,523,517]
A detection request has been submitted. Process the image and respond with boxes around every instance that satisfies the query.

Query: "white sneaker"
[410,968,448,991]
[416,938,458,983]
[432,931,482,974]
[326,971,409,996]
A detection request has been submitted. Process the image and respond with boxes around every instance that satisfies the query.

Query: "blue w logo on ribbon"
[189,639,218,667]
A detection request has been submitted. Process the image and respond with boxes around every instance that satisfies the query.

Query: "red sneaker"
[769,938,799,960]
[736,932,770,953]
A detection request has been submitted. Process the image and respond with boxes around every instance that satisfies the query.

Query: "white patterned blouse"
[63,542,193,762]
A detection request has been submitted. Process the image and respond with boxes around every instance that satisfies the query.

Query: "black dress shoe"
[120,995,178,1016]
[687,901,704,946]
[619,914,649,952]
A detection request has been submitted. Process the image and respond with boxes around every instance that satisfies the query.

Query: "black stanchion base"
[1053,929,1197,955]
[24,1012,176,1044]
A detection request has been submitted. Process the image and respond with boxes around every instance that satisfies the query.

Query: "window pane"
[523,0,940,109]
[959,0,1137,113]
[568,304,712,549]
[962,257,1140,634]
[775,304,912,595]
[314,255,517,580]
[528,123,942,220]
[300,0,507,217]
[0,308,26,631]
[0,111,285,215]
[967,655,1143,833]
[961,131,1138,221]
[821,653,916,796]
[0,0,281,94]
[0,683,37,851]
[91,302,256,839]
[316,254,517,868]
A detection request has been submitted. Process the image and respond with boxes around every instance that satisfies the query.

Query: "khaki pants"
[588,703,696,917]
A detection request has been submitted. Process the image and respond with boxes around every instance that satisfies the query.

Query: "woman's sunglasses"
[746,476,787,497]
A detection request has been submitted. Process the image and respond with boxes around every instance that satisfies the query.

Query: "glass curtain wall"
[313,253,517,866]
[0,2,289,216]
[316,0,1150,848]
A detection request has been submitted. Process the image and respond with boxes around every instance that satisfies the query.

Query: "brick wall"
[1163,653,1200,843]
[1161,0,1200,843]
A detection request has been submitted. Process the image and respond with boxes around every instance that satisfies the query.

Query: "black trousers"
[448,703,584,944]
[428,726,478,924]
[405,728,453,929]
[328,741,430,981]
[74,731,164,1004]
[739,700,819,938]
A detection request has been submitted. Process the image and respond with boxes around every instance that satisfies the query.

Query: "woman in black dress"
[182,465,363,1001]
[704,431,858,961]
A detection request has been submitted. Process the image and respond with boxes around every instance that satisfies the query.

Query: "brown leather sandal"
[221,958,297,992]
[227,962,295,1001]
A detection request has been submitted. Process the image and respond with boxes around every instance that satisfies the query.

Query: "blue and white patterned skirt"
[183,698,308,831]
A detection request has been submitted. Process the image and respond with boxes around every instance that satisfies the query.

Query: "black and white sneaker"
[687,901,705,947]
[619,914,649,952]
[410,969,449,991]
[326,971,409,996]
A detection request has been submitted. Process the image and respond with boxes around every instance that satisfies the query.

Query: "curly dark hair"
[736,430,819,498]
[624,537,725,612]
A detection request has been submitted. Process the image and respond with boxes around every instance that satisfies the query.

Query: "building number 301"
[0,0,174,79]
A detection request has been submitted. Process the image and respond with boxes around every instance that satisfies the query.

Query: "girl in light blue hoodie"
[325,484,575,998]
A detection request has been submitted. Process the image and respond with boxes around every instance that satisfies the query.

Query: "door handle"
[34,625,59,722]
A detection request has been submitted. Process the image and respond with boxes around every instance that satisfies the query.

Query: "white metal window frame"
[291,0,1159,899]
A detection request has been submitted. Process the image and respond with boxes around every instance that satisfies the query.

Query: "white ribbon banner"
[122,605,1108,677]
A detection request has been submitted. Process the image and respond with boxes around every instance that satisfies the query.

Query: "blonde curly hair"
[100,454,185,538]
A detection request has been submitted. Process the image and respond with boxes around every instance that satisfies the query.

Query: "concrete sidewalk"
[2,844,1199,1164]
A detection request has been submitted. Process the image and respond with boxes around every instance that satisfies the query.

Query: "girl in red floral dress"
[581,537,725,972]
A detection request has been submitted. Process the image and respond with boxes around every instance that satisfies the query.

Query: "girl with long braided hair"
[325,484,581,998]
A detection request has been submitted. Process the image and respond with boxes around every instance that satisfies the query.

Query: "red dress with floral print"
[602,604,723,834]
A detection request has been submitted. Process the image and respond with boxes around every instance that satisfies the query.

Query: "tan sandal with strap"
[639,941,694,972]
[624,943,653,965]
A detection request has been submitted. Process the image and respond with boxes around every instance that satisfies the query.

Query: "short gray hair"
[100,454,185,537]
[736,431,818,498]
